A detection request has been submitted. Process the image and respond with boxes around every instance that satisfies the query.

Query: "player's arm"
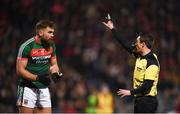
[50,56,60,73]
[50,56,63,83]
[16,59,37,81]
[102,14,134,54]
[16,59,50,85]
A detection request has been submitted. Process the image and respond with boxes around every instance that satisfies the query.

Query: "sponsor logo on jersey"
[30,47,53,56]
[32,55,51,60]
[30,47,53,64]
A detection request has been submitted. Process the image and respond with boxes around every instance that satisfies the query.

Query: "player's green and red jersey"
[17,36,57,88]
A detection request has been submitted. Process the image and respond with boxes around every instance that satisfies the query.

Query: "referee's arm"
[131,58,159,95]
[111,29,134,54]
[102,17,134,54]
[130,80,154,95]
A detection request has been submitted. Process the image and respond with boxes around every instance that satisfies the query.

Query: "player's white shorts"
[16,86,51,108]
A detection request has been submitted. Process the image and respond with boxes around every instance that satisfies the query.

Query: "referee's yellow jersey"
[133,52,160,96]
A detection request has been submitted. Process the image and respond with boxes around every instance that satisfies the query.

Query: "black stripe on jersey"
[140,52,159,68]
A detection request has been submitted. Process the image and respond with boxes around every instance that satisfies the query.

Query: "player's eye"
[48,31,53,34]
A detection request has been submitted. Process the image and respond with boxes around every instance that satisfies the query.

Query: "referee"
[102,14,160,113]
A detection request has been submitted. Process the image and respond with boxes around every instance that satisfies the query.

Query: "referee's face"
[135,36,144,54]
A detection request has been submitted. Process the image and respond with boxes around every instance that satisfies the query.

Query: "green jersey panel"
[17,37,57,88]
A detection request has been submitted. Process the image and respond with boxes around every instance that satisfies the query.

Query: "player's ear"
[38,29,43,36]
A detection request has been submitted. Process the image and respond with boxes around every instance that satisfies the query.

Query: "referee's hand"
[117,89,131,98]
[102,13,114,30]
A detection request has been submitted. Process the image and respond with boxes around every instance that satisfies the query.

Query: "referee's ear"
[139,33,154,49]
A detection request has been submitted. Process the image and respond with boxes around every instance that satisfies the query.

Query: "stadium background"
[0,0,179,113]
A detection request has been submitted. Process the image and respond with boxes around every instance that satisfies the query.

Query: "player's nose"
[51,34,54,37]
[50,34,54,39]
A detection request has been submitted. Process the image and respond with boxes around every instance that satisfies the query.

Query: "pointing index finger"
[107,13,111,20]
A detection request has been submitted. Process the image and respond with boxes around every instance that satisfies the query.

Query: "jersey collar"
[141,51,153,59]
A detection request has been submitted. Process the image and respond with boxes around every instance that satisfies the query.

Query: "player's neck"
[34,35,41,44]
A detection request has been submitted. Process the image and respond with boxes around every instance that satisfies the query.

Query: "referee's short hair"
[139,32,154,49]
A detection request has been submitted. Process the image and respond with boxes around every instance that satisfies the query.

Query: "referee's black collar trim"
[140,51,153,59]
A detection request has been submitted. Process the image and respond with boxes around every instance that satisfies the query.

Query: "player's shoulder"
[20,37,35,48]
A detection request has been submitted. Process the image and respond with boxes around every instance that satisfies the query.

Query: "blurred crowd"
[0,0,180,113]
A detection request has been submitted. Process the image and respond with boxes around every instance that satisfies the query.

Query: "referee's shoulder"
[146,52,159,68]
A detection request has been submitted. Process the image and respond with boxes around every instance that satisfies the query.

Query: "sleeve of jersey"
[17,44,30,61]
[111,29,139,58]
[51,43,57,60]
[145,65,159,80]
[111,29,135,54]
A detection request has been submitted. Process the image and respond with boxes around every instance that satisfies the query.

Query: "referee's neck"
[141,49,151,56]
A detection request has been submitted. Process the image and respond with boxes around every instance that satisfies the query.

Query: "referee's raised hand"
[102,13,114,30]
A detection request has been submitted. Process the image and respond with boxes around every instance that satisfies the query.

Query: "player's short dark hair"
[36,20,56,33]
[139,32,154,49]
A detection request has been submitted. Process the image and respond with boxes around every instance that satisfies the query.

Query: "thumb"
[102,22,108,26]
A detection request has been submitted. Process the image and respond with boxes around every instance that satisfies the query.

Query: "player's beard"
[41,38,54,49]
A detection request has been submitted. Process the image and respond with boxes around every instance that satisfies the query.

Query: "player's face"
[40,26,55,44]
[135,36,144,53]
